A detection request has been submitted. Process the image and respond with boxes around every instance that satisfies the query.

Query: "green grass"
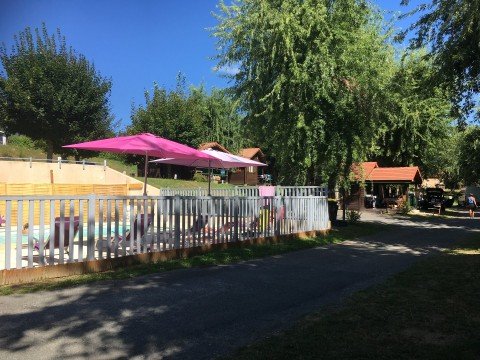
[227,237,480,359]
[139,177,236,189]
[90,156,137,175]
[0,222,383,296]
[0,143,55,159]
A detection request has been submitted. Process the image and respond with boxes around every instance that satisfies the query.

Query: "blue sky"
[0,0,421,130]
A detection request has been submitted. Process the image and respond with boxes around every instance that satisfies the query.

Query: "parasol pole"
[143,153,149,196]
[208,160,212,196]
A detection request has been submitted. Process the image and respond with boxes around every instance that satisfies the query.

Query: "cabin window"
[248,166,254,173]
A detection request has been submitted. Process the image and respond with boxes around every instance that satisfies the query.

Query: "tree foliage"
[399,0,480,122]
[373,51,455,177]
[129,75,245,152]
[213,0,394,186]
[0,24,113,159]
[458,126,480,185]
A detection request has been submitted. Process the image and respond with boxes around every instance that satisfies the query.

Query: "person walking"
[467,193,477,218]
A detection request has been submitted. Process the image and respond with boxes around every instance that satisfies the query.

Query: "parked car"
[420,188,444,210]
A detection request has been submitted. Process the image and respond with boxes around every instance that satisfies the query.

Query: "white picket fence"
[159,186,328,197]
[0,194,329,270]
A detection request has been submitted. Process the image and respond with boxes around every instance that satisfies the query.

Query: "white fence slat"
[69,201,75,262]
[28,200,34,267]
[16,200,23,269]
[5,201,11,270]
[78,200,84,261]
[39,200,45,265]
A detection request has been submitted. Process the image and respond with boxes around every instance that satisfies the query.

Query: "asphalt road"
[1,210,478,359]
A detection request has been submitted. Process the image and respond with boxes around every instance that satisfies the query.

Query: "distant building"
[0,130,6,145]
[138,142,232,180]
[346,162,423,210]
[197,142,231,154]
[229,148,266,186]
[423,178,444,189]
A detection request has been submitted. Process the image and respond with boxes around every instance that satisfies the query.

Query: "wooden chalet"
[138,142,268,185]
[197,142,231,153]
[138,142,232,180]
[345,162,423,210]
[229,148,266,186]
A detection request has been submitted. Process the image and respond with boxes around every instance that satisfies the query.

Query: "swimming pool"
[0,223,126,245]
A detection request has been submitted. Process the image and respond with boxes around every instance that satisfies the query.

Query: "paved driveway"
[0,210,478,359]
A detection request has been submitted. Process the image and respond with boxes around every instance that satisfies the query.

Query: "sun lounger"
[105,214,154,254]
[22,216,80,263]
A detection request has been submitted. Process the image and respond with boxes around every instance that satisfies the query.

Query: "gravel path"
[0,209,478,360]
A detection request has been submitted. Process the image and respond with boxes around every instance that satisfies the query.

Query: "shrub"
[193,172,208,182]
[398,200,412,215]
[0,145,14,157]
[346,209,361,223]
[8,134,37,149]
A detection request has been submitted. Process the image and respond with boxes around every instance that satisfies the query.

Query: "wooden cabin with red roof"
[346,162,423,210]
[229,148,267,185]
[139,142,232,180]
[197,142,231,154]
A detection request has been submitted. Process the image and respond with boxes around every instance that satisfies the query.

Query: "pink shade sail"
[63,133,215,195]
[150,149,266,169]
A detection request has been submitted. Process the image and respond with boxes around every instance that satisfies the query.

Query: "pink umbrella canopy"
[151,149,266,195]
[63,133,215,195]
[150,149,267,169]
[63,133,214,159]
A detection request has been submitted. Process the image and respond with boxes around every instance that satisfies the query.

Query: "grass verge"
[0,222,384,296]
[227,235,480,359]
[140,177,235,190]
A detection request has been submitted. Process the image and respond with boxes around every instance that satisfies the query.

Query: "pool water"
[0,223,126,245]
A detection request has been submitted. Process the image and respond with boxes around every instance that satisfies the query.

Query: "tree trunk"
[46,141,54,161]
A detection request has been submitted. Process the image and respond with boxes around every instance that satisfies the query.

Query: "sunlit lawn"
[227,237,480,359]
[140,177,235,189]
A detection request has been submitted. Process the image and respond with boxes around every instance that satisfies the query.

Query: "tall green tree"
[399,0,480,123]
[373,51,455,176]
[199,88,245,153]
[129,75,245,152]
[213,0,394,186]
[458,126,480,185]
[0,24,113,159]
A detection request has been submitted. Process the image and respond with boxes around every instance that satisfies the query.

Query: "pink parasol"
[151,149,266,195]
[63,133,214,195]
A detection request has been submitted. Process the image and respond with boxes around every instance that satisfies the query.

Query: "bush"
[193,172,208,182]
[398,201,412,215]
[346,209,361,223]
[0,134,46,158]
[8,134,36,149]
[0,145,14,157]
